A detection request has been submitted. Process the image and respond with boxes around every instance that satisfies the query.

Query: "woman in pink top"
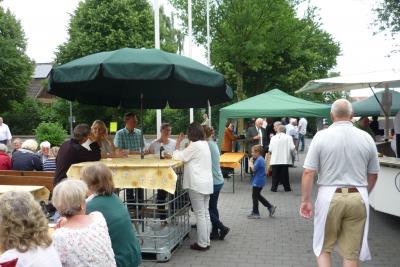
[0,144,11,170]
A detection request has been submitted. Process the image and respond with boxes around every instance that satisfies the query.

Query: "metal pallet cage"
[123,166,191,262]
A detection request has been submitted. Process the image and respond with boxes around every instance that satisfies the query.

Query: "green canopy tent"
[353,90,400,116]
[217,89,330,147]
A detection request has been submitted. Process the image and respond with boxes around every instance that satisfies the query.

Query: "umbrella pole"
[140,93,144,159]
[383,84,390,141]
[369,84,390,141]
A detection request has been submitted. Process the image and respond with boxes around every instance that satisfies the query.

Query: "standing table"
[220,152,246,193]
[67,155,190,262]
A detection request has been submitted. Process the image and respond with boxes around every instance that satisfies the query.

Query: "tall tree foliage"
[0,3,33,113]
[170,0,340,100]
[374,0,400,36]
[56,0,172,63]
[54,0,186,133]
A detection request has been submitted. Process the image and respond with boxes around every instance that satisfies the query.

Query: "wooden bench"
[0,170,55,192]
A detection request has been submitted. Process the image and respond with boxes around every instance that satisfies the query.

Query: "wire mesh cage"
[122,166,190,262]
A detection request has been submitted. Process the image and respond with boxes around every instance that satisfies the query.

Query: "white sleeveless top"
[0,245,62,267]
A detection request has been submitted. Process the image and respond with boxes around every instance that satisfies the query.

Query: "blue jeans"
[209,183,225,234]
[299,133,305,151]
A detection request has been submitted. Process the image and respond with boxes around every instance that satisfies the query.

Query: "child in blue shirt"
[248,145,277,219]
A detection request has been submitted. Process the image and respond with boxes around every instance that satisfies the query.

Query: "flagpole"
[154,0,162,137]
[188,0,194,123]
[206,0,211,126]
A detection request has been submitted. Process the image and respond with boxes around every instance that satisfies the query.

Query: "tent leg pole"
[141,93,144,159]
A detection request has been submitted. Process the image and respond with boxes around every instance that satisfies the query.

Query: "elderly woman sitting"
[11,139,43,171]
[81,162,142,267]
[52,179,116,267]
[0,191,62,267]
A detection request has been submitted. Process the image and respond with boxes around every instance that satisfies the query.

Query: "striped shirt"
[43,158,56,172]
[113,128,143,152]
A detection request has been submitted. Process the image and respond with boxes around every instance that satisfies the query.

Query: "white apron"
[313,186,371,261]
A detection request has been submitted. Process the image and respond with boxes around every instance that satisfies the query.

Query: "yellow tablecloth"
[67,155,183,194]
[0,185,50,202]
[220,152,245,169]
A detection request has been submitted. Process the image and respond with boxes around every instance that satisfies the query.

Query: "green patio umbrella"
[48,48,233,157]
[48,48,233,108]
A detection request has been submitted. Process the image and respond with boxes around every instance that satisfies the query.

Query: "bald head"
[255,118,263,128]
[330,99,353,121]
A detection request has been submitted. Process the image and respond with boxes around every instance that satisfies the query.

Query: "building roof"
[34,63,53,79]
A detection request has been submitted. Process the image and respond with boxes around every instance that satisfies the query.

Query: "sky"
[2,0,399,96]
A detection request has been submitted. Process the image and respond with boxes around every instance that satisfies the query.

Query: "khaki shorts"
[322,191,366,260]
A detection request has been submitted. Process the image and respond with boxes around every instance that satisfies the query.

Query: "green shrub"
[2,97,42,135]
[35,122,68,146]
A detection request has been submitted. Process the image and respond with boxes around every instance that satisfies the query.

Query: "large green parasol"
[48,48,233,158]
[48,48,232,108]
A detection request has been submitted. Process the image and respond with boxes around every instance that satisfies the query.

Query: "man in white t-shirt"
[300,99,379,266]
[146,123,176,156]
[298,117,308,152]
[145,123,176,221]
[0,117,12,146]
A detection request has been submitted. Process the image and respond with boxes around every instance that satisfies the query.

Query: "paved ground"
[142,143,400,267]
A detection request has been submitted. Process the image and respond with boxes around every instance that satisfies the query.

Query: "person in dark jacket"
[11,139,43,171]
[54,124,101,186]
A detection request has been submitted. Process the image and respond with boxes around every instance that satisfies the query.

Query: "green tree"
[170,0,340,99]
[0,3,34,113]
[56,0,182,64]
[54,0,184,132]
[374,0,400,36]
[2,97,43,135]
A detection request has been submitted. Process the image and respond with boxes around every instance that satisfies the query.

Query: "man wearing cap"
[300,99,379,267]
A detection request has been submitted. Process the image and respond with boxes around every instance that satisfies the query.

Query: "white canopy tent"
[296,70,400,93]
[296,70,400,140]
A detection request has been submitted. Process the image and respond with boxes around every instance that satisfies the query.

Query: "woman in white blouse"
[52,179,116,267]
[173,122,213,251]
